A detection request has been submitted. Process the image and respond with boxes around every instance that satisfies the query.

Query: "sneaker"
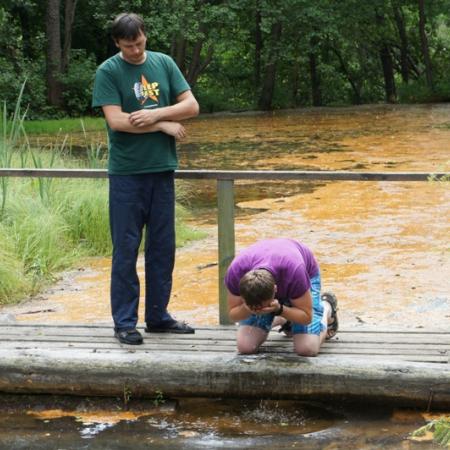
[145,320,195,334]
[114,328,143,345]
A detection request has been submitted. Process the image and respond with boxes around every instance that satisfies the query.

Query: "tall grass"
[0,89,206,305]
[1,82,28,218]
[0,223,31,304]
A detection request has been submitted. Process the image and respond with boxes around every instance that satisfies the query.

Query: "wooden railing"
[1,168,448,324]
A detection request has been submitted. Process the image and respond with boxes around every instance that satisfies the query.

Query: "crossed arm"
[101,90,199,139]
[228,290,313,325]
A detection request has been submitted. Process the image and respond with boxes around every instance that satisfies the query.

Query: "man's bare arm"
[102,105,186,139]
[253,291,313,325]
[228,292,253,322]
[128,90,199,127]
[282,291,313,325]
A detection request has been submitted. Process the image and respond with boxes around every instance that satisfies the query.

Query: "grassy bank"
[0,93,205,306]
[23,116,105,135]
[0,172,205,305]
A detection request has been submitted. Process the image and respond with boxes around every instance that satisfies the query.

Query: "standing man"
[225,238,338,356]
[92,13,199,345]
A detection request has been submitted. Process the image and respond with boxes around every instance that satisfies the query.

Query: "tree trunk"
[418,0,433,89]
[46,0,62,107]
[12,4,33,59]
[392,2,409,83]
[309,52,322,106]
[331,47,362,104]
[380,45,397,102]
[62,0,78,72]
[291,59,300,107]
[257,21,282,111]
[174,35,187,73]
[376,10,397,103]
[186,42,214,87]
[254,1,262,86]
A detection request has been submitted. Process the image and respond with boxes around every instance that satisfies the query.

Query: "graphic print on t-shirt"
[133,75,159,107]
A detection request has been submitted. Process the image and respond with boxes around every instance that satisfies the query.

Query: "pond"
[8,103,450,331]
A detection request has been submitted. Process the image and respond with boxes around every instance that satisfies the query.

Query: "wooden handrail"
[1,167,448,324]
[0,168,447,181]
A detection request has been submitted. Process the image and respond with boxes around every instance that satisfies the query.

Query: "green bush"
[398,79,450,103]
[60,50,97,116]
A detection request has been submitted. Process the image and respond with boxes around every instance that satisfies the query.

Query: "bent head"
[239,269,276,310]
[112,13,147,64]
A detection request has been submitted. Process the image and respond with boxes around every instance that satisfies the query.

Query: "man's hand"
[157,121,186,140]
[129,109,162,127]
[249,299,280,315]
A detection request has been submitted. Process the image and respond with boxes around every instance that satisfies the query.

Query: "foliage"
[412,416,450,447]
[2,1,450,117]
[59,50,98,116]
[153,389,165,407]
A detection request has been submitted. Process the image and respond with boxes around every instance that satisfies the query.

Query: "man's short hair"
[111,13,145,41]
[239,269,275,308]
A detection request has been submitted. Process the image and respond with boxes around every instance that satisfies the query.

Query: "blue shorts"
[239,273,325,336]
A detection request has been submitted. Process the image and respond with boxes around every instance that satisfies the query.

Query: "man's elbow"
[106,118,129,133]
[304,311,313,325]
[189,98,200,118]
[105,117,121,132]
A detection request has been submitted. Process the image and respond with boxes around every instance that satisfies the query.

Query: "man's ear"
[114,40,120,48]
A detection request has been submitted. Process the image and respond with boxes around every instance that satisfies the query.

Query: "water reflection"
[0,394,440,449]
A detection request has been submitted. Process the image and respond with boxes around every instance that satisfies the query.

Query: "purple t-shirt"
[225,238,319,299]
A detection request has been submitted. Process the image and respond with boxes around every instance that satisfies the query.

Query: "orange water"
[4,104,449,330]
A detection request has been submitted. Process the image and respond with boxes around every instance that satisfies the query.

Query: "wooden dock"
[0,324,449,409]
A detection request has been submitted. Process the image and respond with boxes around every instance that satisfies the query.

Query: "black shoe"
[114,329,143,345]
[145,320,195,334]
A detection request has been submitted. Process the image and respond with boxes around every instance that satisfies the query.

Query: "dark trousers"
[109,172,175,331]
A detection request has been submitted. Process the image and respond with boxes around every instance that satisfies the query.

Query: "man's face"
[115,31,147,64]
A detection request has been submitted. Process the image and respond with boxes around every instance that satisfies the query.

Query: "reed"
[0,223,31,304]
[0,81,28,218]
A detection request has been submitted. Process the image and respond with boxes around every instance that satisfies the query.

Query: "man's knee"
[237,341,260,355]
[294,341,320,357]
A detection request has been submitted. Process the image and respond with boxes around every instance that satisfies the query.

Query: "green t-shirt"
[92,51,191,175]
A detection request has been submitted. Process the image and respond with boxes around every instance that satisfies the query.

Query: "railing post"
[217,179,235,325]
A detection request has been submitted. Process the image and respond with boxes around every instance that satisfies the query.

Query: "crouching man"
[225,238,338,356]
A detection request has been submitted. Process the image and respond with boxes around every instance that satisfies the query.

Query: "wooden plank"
[0,348,445,363]
[1,336,446,351]
[217,179,235,325]
[0,343,446,362]
[0,334,448,353]
[2,323,448,335]
[1,323,447,336]
[0,330,448,346]
[0,326,449,350]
